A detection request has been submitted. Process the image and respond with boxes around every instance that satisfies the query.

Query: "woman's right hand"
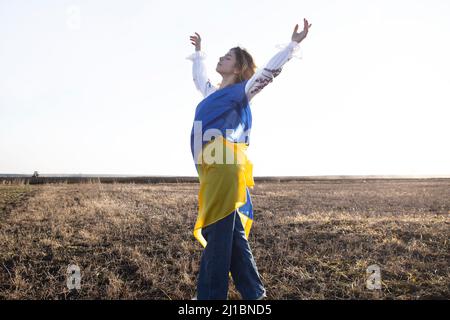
[190,32,202,51]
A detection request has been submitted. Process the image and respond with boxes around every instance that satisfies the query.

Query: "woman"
[186,18,312,300]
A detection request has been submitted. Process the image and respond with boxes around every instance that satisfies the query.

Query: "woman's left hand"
[291,18,312,43]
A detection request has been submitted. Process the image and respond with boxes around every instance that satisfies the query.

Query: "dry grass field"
[0,179,449,299]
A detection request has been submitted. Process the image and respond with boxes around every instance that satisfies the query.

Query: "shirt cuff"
[288,40,300,49]
[275,41,300,51]
[185,50,207,61]
[274,41,303,60]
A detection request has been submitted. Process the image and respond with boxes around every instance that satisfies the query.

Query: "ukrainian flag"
[190,79,255,248]
[193,135,255,248]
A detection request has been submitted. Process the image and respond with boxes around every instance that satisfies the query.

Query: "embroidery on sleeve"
[249,67,282,95]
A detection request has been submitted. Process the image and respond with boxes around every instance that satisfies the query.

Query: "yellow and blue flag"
[190,80,255,248]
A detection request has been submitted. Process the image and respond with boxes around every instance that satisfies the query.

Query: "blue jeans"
[197,210,266,300]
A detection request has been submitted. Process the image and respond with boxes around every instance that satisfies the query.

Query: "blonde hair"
[216,46,257,87]
[231,46,257,83]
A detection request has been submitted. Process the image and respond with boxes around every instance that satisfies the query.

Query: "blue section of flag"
[190,79,252,163]
[238,187,254,220]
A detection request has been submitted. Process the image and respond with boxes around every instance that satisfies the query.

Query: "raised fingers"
[190,36,198,46]
[190,32,201,43]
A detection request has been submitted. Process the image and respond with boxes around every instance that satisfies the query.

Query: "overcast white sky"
[1,0,449,176]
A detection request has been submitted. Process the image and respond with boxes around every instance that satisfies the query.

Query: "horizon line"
[1,173,450,180]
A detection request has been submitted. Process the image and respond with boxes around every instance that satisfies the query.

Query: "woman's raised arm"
[245,18,312,102]
[186,32,216,98]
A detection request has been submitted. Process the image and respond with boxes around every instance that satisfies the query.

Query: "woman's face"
[216,49,239,76]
